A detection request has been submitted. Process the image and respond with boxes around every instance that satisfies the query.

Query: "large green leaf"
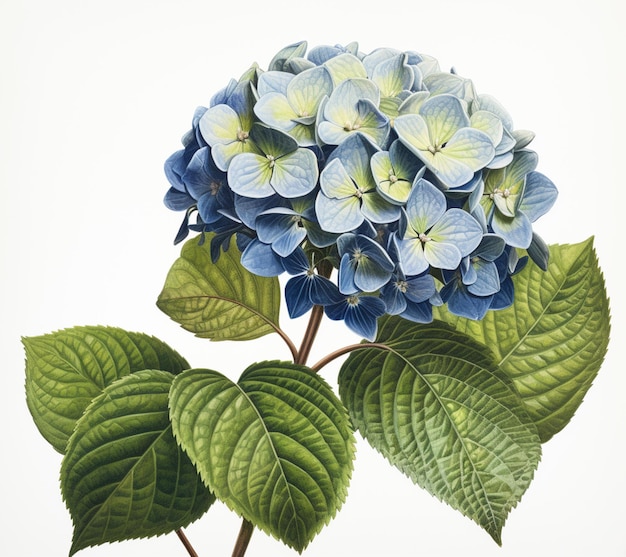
[435,238,610,441]
[169,362,356,552]
[338,317,541,544]
[23,326,189,453]
[61,370,214,556]
[157,235,281,341]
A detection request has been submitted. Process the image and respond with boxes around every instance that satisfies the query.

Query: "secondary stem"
[310,342,388,373]
[176,528,198,557]
[275,325,299,362]
[232,519,254,557]
[295,304,325,366]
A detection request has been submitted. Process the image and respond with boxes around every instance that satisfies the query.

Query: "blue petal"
[226,80,256,125]
[164,188,195,211]
[309,275,344,305]
[461,256,477,285]
[234,194,284,229]
[285,275,315,318]
[427,208,483,259]
[197,192,222,224]
[467,260,501,296]
[256,209,301,243]
[324,299,349,321]
[257,71,294,96]
[240,239,284,277]
[271,148,319,198]
[308,44,353,65]
[329,132,380,182]
[164,150,189,192]
[519,171,558,223]
[395,236,429,276]
[474,233,506,261]
[446,285,493,320]
[315,191,364,233]
[271,226,307,256]
[337,233,394,293]
[400,300,433,323]
[183,147,223,199]
[380,281,408,315]
[210,80,237,107]
[491,210,533,248]
[338,252,359,295]
[337,233,394,271]
[490,276,514,310]
[344,296,386,340]
[354,255,393,293]
[405,178,447,234]
[281,246,310,275]
[227,153,275,198]
[404,273,436,303]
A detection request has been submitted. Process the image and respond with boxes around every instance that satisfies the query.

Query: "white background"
[1,1,624,556]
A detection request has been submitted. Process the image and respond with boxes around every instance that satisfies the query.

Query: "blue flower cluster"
[164,42,558,340]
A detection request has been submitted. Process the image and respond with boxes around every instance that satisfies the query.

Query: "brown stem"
[232,519,254,557]
[275,325,299,362]
[176,528,199,557]
[295,304,325,366]
[310,342,388,373]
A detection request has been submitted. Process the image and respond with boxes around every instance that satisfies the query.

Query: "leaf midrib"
[372,343,501,535]
[231,383,303,545]
[71,405,174,548]
[158,293,277,334]
[497,250,588,368]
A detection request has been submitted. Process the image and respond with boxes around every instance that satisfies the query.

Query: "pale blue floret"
[394,177,484,275]
[394,93,496,189]
[317,78,390,147]
[227,124,319,199]
[254,65,334,146]
[199,80,258,171]
[370,140,424,205]
[480,150,558,249]
[315,134,400,233]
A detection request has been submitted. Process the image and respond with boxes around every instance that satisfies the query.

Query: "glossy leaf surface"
[61,370,214,556]
[338,317,541,543]
[169,362,356,552]
[435,238,610,441]
[157,234,281,341]
[23,326,189,453]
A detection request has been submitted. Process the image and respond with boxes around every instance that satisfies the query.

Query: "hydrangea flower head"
[164,41,558,339]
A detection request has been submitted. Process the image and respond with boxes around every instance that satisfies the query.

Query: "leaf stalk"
[176,528,199,557]
[232,519,254,557]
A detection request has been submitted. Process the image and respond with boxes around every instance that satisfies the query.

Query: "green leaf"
[169,362,356,552]
[157,234,281,341]
[435,238,610,441]
[61,370,215,556]
[23,326,189,453]
[338,317,541,544]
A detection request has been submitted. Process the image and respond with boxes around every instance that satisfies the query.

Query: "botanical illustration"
[23,41,610,556]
